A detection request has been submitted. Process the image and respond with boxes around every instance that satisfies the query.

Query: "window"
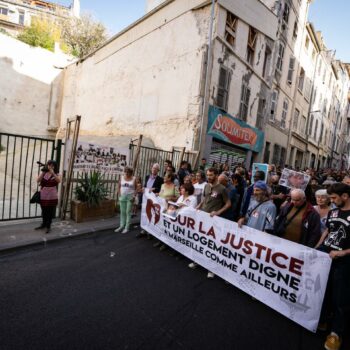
[216,66,231,110]
[262,47,272,79]
[304,78,312,101]
[246,27,257,66]
[256,98,266,129]
[287,56,295,85]
[282,3,290,24]
[280,147,286,168]
[276,42,285,72]
[292,21,298,40]
[239,82,251,121]
[318,61,322,76]
[298,67,305,92]
[312,49,316,61]
[305,36,310,50]
[263,142,270,163]
[225,12,237,47]
[0,6,8,15]
[272,144,281,166]
[323,99,328,115]
[270,90,278,121]
[18,10,25,25]
[300,116,307,137]
[308,115,314,135]
[281,99,288,129]
[322,68,326,83]
[314,120,318,140]
[293,109,300,129]
[320,122,324,142]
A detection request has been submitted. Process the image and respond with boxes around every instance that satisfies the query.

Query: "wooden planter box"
[71,199,116,223]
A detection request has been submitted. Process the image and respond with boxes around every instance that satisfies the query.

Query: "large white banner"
[64,140,129,174]
[141,191,332,332]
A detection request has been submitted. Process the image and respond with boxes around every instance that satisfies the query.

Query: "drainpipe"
[196,0,215,166]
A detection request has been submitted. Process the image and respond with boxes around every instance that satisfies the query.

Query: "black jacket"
[274,202,321,248]
[144,175,164,194]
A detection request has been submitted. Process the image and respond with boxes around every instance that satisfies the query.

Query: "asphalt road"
[0,227,347,350]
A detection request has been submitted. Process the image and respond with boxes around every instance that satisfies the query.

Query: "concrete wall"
[60,0,210,150]
[0,33,72,137]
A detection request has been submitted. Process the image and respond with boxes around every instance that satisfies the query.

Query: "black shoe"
[45,228,51,234]
[35,225,45,230]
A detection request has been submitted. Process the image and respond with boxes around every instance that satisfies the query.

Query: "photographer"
[35,160,61,233]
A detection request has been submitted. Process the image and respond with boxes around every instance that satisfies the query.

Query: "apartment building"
[60,0,278,167]
[0,0,79,36]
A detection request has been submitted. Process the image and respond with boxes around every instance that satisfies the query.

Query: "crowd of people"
[114,159,349,350]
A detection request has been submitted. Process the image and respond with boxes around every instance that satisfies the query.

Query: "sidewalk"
[0,215,141,253]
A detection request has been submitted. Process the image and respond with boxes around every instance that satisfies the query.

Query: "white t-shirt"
[120,176,135,196]
[176,195,197,208]
[194,182,207,204]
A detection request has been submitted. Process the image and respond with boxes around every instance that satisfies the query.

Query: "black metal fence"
[129,143,198,182]
[0,133,60,221]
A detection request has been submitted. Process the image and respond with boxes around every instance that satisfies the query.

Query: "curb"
[0,220,141,255]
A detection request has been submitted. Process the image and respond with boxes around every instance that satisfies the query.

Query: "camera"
[37,161,49,172]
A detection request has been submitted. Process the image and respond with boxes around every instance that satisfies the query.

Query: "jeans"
[119,194,133,230]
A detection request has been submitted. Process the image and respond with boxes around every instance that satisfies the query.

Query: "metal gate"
[0,133,61,221]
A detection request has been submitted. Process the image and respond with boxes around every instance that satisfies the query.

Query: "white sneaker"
[188,262,198,269]
[121,228,129,234]
[114,227,123,233]
[207,272,215,279]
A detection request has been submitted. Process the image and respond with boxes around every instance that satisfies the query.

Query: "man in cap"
[238,180,276,233]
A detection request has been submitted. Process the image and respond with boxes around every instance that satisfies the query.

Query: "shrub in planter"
[71,171,116,222]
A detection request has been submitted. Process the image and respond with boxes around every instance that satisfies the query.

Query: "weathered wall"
[0,33,72,137]
[60,0,210,150]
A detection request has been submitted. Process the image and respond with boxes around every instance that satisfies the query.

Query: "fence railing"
[0,133,60,221]
[129,143,198,182]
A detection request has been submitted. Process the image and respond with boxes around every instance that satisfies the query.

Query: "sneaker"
[121,228,129,234]
[324,333,342,350]
[114,227,124,233]
[207,271,215,279]
[188,262,198,269]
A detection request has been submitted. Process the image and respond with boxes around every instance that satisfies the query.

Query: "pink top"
[40,172,59,206]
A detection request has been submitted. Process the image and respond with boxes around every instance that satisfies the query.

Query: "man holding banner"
[189,167,231,278]
[316,183,350,350]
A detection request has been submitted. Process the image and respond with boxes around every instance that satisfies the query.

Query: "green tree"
[61,14,107,58]
[17,18,61,51]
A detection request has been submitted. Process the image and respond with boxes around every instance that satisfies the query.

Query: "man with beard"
[316,183,350,350]
[269,174,288,214]
[188,167,231,278]
[238,181,276,233]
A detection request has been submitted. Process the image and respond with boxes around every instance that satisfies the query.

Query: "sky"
[57,0,350,63]
[308,0,350,63]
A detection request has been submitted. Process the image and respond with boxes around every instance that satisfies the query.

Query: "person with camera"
[35,160,61,233]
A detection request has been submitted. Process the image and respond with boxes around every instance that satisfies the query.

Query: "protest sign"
[252,163,269,182]
[141,191,331,332]
[64,140,129,174]
[279,168,311,191]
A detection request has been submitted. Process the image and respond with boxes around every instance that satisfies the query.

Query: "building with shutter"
[0,0,79,36]
[59,0,278,168]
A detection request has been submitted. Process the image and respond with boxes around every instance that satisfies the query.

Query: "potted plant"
[71,171,116,222]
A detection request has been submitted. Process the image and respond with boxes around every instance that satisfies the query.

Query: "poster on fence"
[64,140,130,174]
[279,168,311,191]
[141,191,331,332]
